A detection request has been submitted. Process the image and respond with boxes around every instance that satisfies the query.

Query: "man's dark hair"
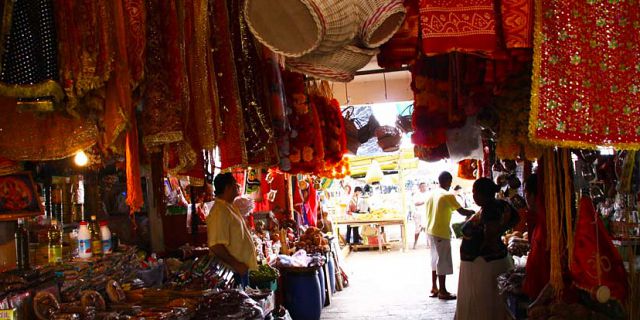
[354,186,363,193]
[214,172,236,196]
[453,185,462,191]
[438,171,453,185]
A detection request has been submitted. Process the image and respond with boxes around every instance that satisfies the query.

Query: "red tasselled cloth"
[529,1,640,149]
[570,196,628,301]
[419,0,499,55]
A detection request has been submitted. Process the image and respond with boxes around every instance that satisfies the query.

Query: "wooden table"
[333,218,407,252]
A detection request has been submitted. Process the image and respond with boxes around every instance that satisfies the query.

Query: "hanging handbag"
[342,106,362,154]
[396,103,413,133]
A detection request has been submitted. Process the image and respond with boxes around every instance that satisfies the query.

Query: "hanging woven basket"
[245,0,357,58]
[354,0,406,48]
[286,45,378,82]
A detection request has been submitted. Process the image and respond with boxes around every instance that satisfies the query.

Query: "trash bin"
[281,266,322,320]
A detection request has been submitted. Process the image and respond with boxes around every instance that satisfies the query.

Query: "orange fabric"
[113,0,143,215]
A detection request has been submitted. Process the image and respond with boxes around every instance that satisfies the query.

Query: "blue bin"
[282,267,322,320]
[327,253,336,294]
[317,265,326,307]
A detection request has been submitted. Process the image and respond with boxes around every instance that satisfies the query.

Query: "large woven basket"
[354,0,406,48]
[287,44,378,81]
[286,60,355,82]
[245,0,357,57]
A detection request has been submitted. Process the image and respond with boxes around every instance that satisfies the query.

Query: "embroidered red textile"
[500,0,533,49]
[210,0,247,169]
[570,197,628,301]
[530,1,640,149]
[419,0,498,55]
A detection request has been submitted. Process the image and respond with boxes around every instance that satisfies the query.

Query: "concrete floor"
[321,230,461,320]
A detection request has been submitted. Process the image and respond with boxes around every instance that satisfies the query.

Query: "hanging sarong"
[419,0,498,55]
[529,1,640,149]
[0,0,63,111]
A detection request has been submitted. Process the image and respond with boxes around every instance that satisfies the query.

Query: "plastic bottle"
[89,215,102,256]
[47,219,63,264]
[99,221,112,255]
[15,219,30,270]
[77,221,92,259]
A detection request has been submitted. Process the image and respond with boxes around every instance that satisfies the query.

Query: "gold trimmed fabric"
[0,97,97,161]
[529,0,640,150]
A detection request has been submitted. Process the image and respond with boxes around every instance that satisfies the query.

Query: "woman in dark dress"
[455,178,519,320]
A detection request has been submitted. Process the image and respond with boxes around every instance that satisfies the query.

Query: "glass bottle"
[89,215,102,256]
[51,185,63,224]
[15,219,30,270]
[47,219,63,264]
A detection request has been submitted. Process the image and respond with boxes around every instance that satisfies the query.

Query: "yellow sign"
[0,309,16,320]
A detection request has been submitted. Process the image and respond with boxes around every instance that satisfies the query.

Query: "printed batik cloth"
[530,0,640,149]
[419,0,498,55]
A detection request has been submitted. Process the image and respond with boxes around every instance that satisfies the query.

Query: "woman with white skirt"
[455,178,519,320]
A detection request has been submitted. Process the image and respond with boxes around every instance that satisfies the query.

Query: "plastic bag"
[446,117,483,163]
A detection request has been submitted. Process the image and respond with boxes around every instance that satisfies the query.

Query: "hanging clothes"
[0,0,63,111]
[419,0,499,56]
[571,196,628,302]
[529,1,640,149]
[210,0,248,169]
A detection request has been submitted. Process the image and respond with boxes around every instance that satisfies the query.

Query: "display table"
[333,218,407,252]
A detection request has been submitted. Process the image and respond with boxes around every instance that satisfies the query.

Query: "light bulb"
[74,150,89,167]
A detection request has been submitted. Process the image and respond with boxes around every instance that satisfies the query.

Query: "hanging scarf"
[228,0,276,167]
[530,0,640,149]
[141,0,185,149]
[419,0,499,55]
[0,0,63,111]
[500,0,534,49]
[54,0,114,115]
[210,0,247,169]
[570,196,628,301]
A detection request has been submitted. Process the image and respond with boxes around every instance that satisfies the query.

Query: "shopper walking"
[455,178,519,319]
[426,172,474,300]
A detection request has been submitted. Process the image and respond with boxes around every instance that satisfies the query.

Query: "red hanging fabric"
[500,0,534,49]
[419,0,499,55]
[530,1,640,149]
[570,196,628,301]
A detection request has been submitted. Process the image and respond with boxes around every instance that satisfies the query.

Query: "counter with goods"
[0,243,284,320]
[333,208,408,251]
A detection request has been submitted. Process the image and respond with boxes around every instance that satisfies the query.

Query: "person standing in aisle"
[206,172,258,288]
[455,178,519,319]
[346,187,364,244]
[426,172,474,300]
[413,182,429,249]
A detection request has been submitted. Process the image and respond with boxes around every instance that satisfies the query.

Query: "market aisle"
[322,238,461,320]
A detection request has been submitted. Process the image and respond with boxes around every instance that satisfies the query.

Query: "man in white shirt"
[413,182,429,249]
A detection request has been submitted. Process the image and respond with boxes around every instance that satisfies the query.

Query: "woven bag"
[354,0,406,48]
[395,103,413,133]
[375,126,402,152]
[287,45,378,81]
[342,106,362,154]
[245,0,357,58]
